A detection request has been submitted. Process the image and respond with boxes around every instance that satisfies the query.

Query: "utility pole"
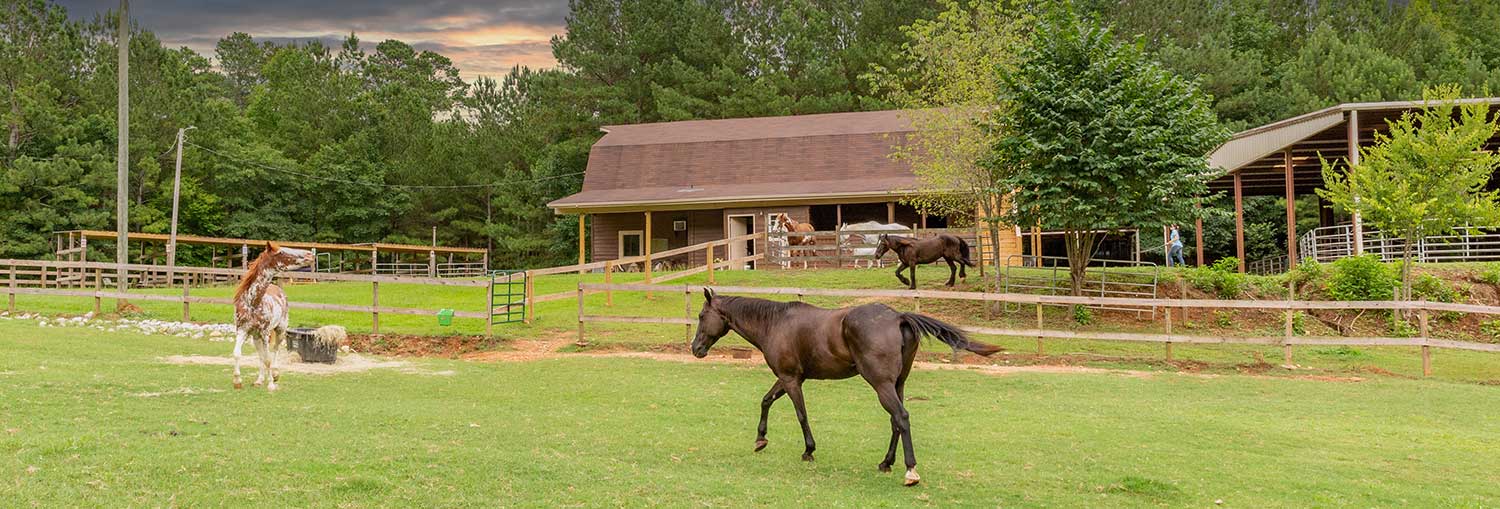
[115,0,129,292]
[167,126,194,284]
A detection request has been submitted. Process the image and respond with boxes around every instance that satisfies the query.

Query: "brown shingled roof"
[550,110,921,213]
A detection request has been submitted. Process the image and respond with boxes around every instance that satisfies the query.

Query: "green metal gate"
[489,270,526,325]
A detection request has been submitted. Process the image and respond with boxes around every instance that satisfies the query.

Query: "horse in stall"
[689,288,1001,486]
[873,234,974,289]
[231,242,314,391]
[772,213,817,268]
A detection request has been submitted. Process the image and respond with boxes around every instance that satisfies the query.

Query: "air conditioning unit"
[673,220,687,232]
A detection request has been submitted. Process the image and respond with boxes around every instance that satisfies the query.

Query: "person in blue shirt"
[1166,224,1185,267]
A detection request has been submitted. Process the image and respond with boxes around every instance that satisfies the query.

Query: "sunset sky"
[56,0,566,80]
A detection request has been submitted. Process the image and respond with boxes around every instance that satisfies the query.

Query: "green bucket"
[437,308,455,326]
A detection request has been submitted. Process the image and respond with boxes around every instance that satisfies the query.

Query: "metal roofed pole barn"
[1206,98,1500,273]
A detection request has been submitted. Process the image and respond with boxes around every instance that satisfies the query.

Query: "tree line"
[5,0,1500,268]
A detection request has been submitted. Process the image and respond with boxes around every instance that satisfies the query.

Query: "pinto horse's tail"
[957,238,976,267]
[900,313,1001,356]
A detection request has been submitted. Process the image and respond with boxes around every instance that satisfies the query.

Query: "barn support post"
[578,213,588,274]
[887,202,895,223]
[1234,174,1246,273]
[1284,149,1298,270]
[1348,110,1364,254]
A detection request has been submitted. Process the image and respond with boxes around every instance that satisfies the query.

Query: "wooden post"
[683,285,692,343]
[704,244,715,284]
[1234,173,1246,273]
[1348,109,1364,255]
[371,281,380,334]
[914,295,921,313]
[1165,293,1174,362]
[7,266,15,313]
[40,265,47,290]
[578,213,588,274]
[576,284,586,345]
[1194,200,1204,267]
[1283,279,1294,368]
[181,281,191,322]
[644,211,654,284]
[604,261,615,306]
[887,202,895,223]
[524,271,535,324]
[1419,302,1431,377]
[92,268,101,314]
[485,276,494,337]
[1284,149,1298,270]
[1035,302,1044,355]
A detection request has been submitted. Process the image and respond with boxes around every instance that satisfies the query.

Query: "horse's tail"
[957,238,976,267]
[900,312,1001,356]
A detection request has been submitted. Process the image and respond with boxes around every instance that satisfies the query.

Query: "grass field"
[3,319,1498,507]
[9,266,1500,384]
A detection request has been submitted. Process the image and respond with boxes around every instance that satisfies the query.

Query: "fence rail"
[1290,224,1500,269]
[2,259,490,335]
[765,228,986,269]
[577,282,1500,377]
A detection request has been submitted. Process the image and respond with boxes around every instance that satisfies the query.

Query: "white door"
[727,215,754,269]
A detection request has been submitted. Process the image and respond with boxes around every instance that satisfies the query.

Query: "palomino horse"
[231,242,314,391]
[772,213,816,267]
[690,288,1000,486]
[873,234,974,289]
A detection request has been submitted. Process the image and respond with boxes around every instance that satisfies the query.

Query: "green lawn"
[3,320,1498,507]
[9,266,1500,384]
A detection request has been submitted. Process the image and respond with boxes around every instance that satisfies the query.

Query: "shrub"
[1481,319,1500,340]
[1213,310,1233,328]
[1187,257,1246,299]
[1480,263,1500,285]
[1389,315,1417,337]
[1292,311,1306,335]
[1073,305,1092,325]
[1411,273,1457,303]
[1327,255,1397,301]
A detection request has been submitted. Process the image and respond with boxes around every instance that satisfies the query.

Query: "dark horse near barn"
[690,288,1001,486]
[873,234,975,289]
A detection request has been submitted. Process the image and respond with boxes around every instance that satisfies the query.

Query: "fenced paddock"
[578,281,1500,377]
[766,228,991,270]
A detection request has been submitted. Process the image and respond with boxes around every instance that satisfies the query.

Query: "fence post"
[524,271,535,324]
[705,244,715,284]
[683,285,692,343]
[1035,301,1045,355]
[5,265,15,313]
[371,281,380,335]
[1282,279,1294,369]
[485,276,494,337]
[181,281,191,322]
[1419,301,1431,377]
[576,282,586,345]
[604,262,614,306]
[92,268,101,315]
[1165,296,1174,362]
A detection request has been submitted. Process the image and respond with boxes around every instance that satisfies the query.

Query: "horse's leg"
[231,330,246,389]
[267,328,284,391]
[893,262,910,287]
[755,380,786,452]
[782,378,815,461]
[908,262,917,290]
[252,334,270,387]
[945,258,958,286]
[874,380,918,485]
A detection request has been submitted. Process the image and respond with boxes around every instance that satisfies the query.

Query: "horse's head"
[873,234,893,259]
[691,288,731,358]
[261,242,315,272]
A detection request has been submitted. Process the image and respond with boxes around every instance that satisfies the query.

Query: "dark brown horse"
[690,288,1001,486]
[872,234,974,289]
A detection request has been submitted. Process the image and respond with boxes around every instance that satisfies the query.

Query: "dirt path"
[162,353,452,376]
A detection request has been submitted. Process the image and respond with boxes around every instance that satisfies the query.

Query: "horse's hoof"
[754,439,768,452]
[266,383,278,392]
[802,453,814,462]
[233,382,243,390]
[877,462,892,473]
[904,469,921,486]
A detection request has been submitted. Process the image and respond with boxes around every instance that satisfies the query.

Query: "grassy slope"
[2,320,1498,507]
[8,266,1500,383]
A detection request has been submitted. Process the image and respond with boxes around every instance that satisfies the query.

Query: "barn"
[548,110,1026,268]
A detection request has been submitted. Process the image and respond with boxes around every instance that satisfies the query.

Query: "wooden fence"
[577,282,1500,377]
[766,228,988,270]
[1,259,491,334]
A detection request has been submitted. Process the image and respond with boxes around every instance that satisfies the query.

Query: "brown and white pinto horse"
[232,242,314,391]
[772,213,817,265]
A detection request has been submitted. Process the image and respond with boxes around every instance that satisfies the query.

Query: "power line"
[185,141,584,189]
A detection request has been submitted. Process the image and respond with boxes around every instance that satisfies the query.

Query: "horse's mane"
[233,250,274,302]
[717,295,807,324]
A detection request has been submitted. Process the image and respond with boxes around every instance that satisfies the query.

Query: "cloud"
[55,0,565,79]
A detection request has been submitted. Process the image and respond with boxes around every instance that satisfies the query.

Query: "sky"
[56,0,567,81]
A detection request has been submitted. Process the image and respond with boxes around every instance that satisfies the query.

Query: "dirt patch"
[160,352,447,376]
[348,333,498,358]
